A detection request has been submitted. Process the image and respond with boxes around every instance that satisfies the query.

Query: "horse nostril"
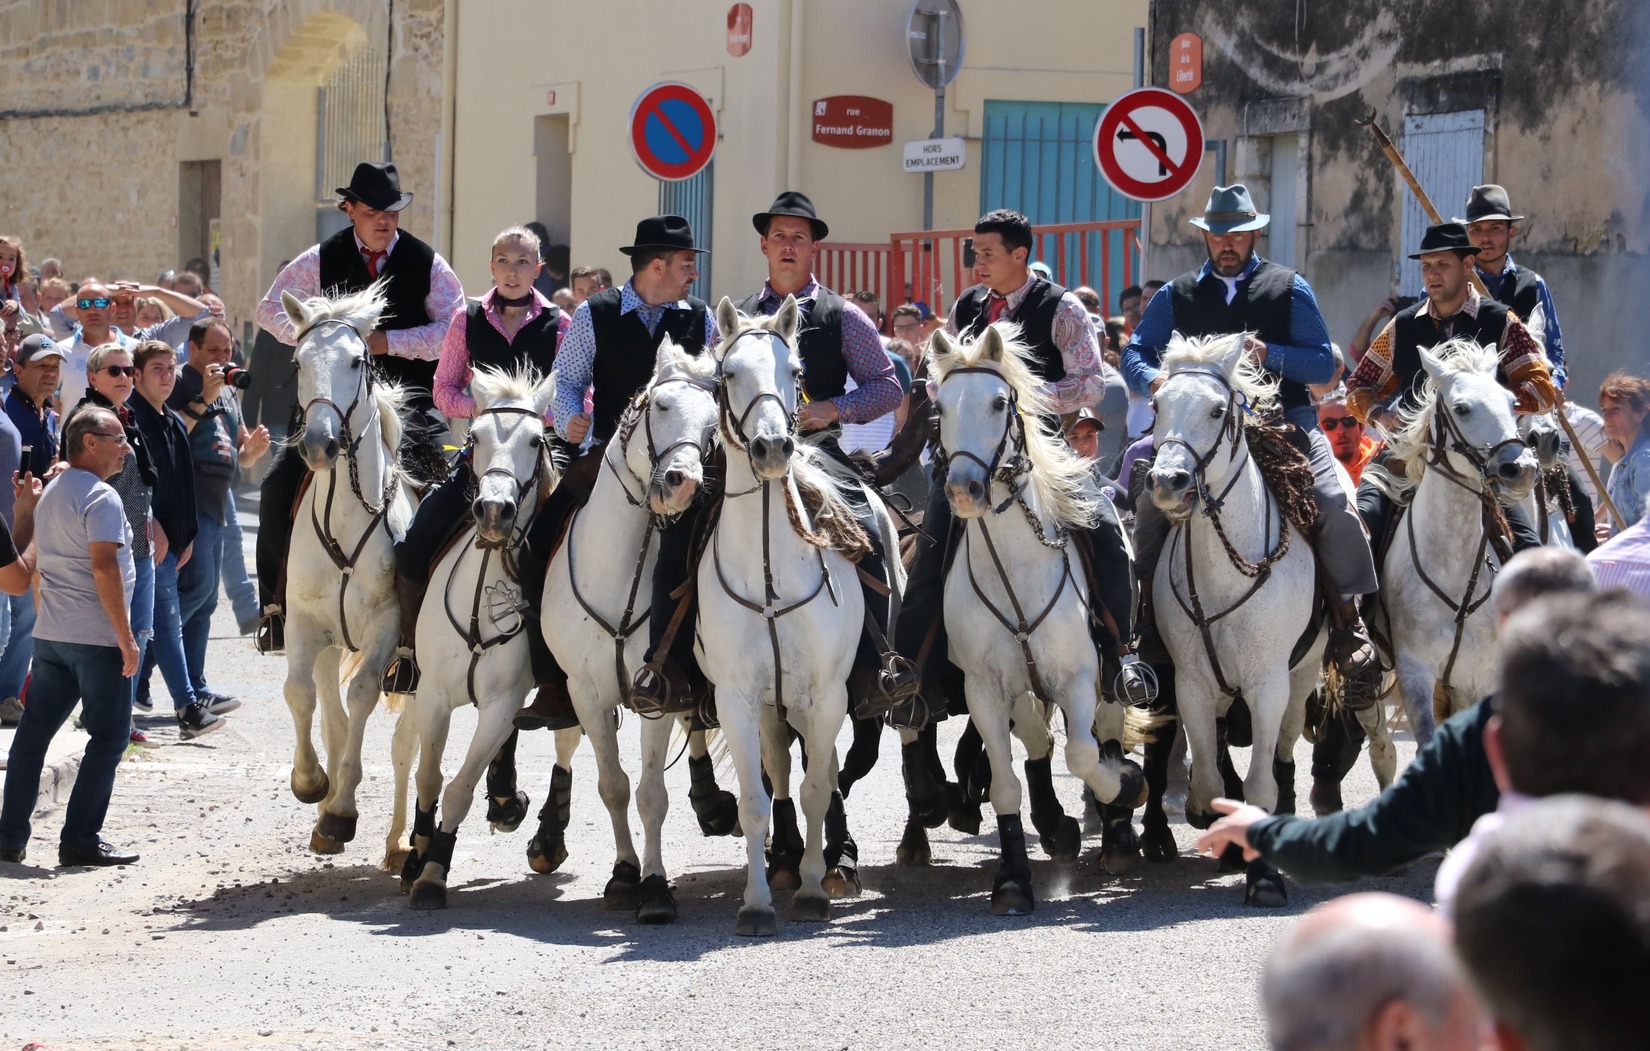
[966,479,984,499]
[779,437,795,459]
[664,469,685,488]
[323,438,340,460]
[749,436,768,459]
[1156,469,1190,490]
[1500,461,1525,480]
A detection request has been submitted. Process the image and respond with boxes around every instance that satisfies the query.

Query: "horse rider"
[376,226,572,723]
[1458,184,1567,389]
[1345,221,1557,553]
[252,161,464,654]
[894,208,1138,729]
[511,215,716,731]
[632,190,915,716]
[1122,184,1382,704]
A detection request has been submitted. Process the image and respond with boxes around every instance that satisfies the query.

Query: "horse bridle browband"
[716,328,800,455]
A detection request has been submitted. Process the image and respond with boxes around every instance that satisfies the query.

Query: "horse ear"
[773,295,801,345]
[532,371,557,418]
[1217,333,1248,378]
[715,297,741,354]
[1524,301,1547,348]
[281,290,309,329]
[978,324,1006,362]
[1418,345,1451,384]
[927,327,958,372]
[654,336,681,377]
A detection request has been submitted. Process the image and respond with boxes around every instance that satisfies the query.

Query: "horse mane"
[657,334,719,387]
[789,442,873,561]
[470,362,551,407]
[373,380,407,456]
[1159,331,1281,417]
[928,322,1101,530]
[302,281,389,334]
[1367,337,1502,500]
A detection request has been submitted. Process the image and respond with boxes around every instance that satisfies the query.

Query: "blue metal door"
[658,161,714,300]
[981,100,1141,310]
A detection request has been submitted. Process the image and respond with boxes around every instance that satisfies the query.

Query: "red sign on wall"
[727,4,753,58]
[811,96,894,149]
[1170,32,1203,94]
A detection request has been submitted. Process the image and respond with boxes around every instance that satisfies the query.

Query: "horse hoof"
[1115,762,1148,809]
[1185,806,1218,832]
[1309,781,1343,815]
[1143,831,1178,863]
[789,893,831,922]
[896,820,932,866]
[1042,815,1081,863]
[735,904,777,937]
[399,849,422,889]
[1245,868,1289,908]
[694,790,740,837]
[990,881,1035,917]
[309,828,346,856]
[315,809,358,844]
[291,770,329,805]
[526,836,569,875]
[823,867,862,899]
[634,874,678,925]
[486,790,531,834]
[603,861,642,911]
[383,847,411,876]
[1101,843,1143,877]
[766,863,801,895]
[948,802,983,837]
[408,879,447,910]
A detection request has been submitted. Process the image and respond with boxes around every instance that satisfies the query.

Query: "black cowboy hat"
[336,161,413,212]
[751,190,829,241]
[1453,184,1525,225]
[618,215,707,256]
[1408,221,1482,259]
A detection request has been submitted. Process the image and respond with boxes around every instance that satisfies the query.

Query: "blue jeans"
[128,555,155,709]
[221,490,259,627]
[0,639,132,852]
[0,591,37,701]
[146,552,196,710]
[177,512,224,697]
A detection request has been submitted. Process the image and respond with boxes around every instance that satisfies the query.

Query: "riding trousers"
[1133,425,1380,600]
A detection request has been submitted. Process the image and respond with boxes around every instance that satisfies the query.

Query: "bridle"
[715,328,799,464]
[295,317,399,653]
[568,375,718,711]
[464,403,552,552]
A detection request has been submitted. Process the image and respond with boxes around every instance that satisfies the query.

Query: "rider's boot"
[513,677,581,732]
[256,606,285,655]
[380,573,424,694]
[1328,596,1381,712]
[1134,579,1171,666]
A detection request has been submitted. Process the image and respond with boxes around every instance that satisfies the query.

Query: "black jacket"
[129,394,199,552]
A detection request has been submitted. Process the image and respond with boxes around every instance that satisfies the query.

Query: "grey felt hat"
[1188,184,1270,234]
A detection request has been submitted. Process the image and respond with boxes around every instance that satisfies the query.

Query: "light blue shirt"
[1607,431,1650,530]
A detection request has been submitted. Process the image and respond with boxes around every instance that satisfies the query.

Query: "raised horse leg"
[313,645,389,853]
[283,626,328,807]
[684,721,739,837]
[526,726,581,874]
[409,695,522,910]
[483,729,531,833]
[309,647,348,855]
[761,712,803,894]
[1016,701,1080,864]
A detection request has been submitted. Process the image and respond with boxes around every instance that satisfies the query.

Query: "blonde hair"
[492,225,541,256]
[86,341,132,373]
[133,296,172,324]
[0,235,25,290]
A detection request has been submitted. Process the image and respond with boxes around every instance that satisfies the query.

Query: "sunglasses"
[100,365,137,378]
[1320,416,1360,431]
[78,297,112,310]
[92,430,130,445]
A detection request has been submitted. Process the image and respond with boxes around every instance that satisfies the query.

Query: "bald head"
[1263,893,1480,1051]
[1489,545,1594,623]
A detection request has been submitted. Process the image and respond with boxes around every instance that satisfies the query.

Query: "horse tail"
[337,649,404,714]
[1121,702,1168,753]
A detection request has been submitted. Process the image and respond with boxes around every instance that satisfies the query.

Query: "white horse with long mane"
[540,339,726,923]
[1365,339,1537,743]
[926,323,1148,914]
[280,285,417,868]
[1147,332,1325,902]
[404,366,561,909]
[696,296,865,936]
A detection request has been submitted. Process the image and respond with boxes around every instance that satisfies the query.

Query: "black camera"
[223,364,253,390]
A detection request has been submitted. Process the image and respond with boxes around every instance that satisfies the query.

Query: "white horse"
[540,339,725,923]
[281,285,417,868]
[405,366,560,909]
[926,323,1148,914]
[1147,333,1326,903]
[1365,340,1537,744]
[696,296,864,936]
[1515,304,1577,547]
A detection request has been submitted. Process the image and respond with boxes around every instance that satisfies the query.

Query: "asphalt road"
[2,500,1433,1050]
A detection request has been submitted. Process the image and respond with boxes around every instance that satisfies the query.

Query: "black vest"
[585,287,709,442]
[951,279,1068,382]
[1481,264,1543,326]
[1169,260,1307,415]
[317,227,437,399]
[1390,298,1512,408]
[464,299,560,379]
[735,287,847,402]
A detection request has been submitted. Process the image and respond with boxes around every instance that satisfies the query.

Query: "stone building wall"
[0,0,446,338]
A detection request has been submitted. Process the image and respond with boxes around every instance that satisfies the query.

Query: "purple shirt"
[747,276,901,425]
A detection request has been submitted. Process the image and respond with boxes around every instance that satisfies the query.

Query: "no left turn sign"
[1093,87,1205,203]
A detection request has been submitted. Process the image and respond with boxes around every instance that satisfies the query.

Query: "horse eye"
[1210,405,1225,419]
[1453,403,1470,416]
[992,394,1007,412]
[529,433,543,447]
[350,358,362,370]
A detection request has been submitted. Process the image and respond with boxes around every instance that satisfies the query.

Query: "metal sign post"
[907,0,964,234]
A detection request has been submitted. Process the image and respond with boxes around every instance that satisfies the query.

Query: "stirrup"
[255,607,285,656]
[629,664,673,720]
[381,648,420,694]
[1114,654,1159,707]
[886,690,936,733]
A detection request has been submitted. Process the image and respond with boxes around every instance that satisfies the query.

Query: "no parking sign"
[629,82,718,182]
[1093,87,1205,203]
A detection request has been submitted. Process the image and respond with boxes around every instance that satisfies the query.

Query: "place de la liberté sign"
[811,96,894,148]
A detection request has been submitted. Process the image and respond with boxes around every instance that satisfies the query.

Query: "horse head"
[1519,411,1564,471]
[285,285,385,472]
[929,325,1021,519]
[469,365,556,544]
[714,295,801,480]
[630,338,719,517]
[1419,340,1538,501]
[1147,332,1264,523]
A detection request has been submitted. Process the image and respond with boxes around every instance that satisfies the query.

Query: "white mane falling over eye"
[300,280,389,335]
[1374,338,1503,493]
[1159,331,1280,417]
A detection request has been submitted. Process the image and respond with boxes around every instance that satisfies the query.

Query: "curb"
[36,752,83,814]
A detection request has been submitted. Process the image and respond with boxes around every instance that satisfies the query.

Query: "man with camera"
[167,317,270,711]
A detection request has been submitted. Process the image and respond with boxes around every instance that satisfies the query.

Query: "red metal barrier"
[815,243,890,303]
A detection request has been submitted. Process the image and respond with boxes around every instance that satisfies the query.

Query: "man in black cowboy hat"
[894,208,1143,730]
[507,215,718,731]
[1123,184,1382,702]
[1456,184,1566,388]
[1346,221,1556,553]
[251,160,465,653]
[634,190,912,717]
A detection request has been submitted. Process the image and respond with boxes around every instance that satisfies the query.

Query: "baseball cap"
[16,334,65,365]
[1068,406,1102,433]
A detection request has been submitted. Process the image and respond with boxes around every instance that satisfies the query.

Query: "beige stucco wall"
[0,0,446,338]
[449,0,1149,303]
